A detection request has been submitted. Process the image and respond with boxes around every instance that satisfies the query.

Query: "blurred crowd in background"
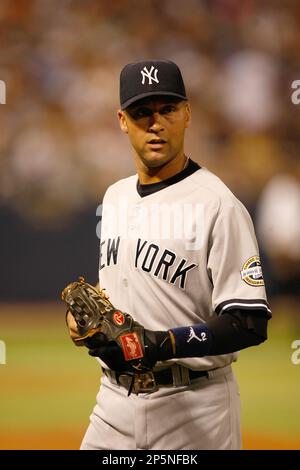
[1,0,300,301]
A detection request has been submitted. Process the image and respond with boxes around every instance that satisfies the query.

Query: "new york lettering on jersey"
[100,236,197,289]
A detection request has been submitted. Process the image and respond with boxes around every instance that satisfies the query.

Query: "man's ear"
[118,110,128,134]
[184,102,192,128]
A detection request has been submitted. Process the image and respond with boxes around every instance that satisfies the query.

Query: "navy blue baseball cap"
[120,59,187,110]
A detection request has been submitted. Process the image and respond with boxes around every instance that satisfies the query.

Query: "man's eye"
[160,105,176,114]
[132,108,152,119]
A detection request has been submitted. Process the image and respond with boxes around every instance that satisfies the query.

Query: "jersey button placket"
[129,204,140,232]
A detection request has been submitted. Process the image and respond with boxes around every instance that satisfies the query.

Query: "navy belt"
[145,366,208,385]
[103,365,209,394]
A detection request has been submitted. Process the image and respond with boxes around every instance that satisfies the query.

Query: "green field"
[0,303,299,449]
[234,314,300,442]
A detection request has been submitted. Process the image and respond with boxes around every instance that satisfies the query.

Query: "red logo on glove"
[120,333,143,360]
[113,311,125,326]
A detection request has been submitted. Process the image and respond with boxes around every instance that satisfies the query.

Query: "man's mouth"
[147,139,167,145]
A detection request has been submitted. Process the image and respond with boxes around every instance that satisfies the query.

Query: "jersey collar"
[137,159,201,198]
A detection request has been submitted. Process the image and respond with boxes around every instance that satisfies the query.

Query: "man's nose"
[148,112,164,132]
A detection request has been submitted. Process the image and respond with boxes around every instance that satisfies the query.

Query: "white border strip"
[219,301,272,315]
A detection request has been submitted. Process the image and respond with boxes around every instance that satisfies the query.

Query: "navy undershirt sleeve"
[170,309,268,358]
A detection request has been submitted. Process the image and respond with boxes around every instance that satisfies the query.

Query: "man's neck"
[136,154,188,185]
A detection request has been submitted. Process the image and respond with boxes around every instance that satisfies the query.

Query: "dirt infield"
[0,430,299,450]
[243,433,300,450]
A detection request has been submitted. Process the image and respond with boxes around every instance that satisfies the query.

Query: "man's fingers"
[88,348,101,357]
[66,311,85,346]
[83,332,108,349]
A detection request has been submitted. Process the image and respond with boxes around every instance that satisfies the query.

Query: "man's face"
[118,97,191,169]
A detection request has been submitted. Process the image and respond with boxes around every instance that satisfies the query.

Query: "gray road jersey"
[98,166,270,370]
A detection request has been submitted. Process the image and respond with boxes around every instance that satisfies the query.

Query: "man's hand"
[62,277,152,374]
[66,311,85,346]
[88,329,173,372]
[61,277,174,377]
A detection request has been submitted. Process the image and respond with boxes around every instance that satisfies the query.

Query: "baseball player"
[67,59,271,450]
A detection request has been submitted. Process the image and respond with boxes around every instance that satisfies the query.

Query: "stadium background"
[0,0,300,449]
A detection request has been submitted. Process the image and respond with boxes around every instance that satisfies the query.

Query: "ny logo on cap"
[141,66,159,85]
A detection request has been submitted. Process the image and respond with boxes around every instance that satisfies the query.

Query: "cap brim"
[121,91,187,110]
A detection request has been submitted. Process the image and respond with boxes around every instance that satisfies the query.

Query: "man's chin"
[142,153,170,169]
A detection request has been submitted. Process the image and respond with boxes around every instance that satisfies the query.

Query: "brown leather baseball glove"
[61,277,164,378]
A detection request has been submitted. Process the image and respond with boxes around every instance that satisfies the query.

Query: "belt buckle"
[133,372,158,394]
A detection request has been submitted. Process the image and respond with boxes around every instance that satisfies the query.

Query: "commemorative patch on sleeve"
[240,256,265,286]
